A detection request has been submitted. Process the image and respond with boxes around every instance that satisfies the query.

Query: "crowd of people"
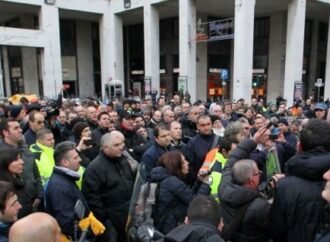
[0,92,329,242]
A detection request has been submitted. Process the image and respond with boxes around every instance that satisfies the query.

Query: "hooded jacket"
[219,138,271,242]
[165,221,224,242]
[270,147,330,242]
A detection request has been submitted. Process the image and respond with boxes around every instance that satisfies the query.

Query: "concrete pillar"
[100,10,124,99]
[233,0,256,104]
[21,47,39,95]
[196,15,208,101]
[324,15,330,101]
[76,20,94,97]
[2,47,11,96]
[144,2,160,94]
[39,5,63,98]
[179,0,197,102]
[19,15,39,95]
[308,20,319,97]
[283,0,306,107]
[268,12,286,103]
[196,42,207,101]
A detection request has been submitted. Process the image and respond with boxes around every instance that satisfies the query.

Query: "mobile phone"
[83,139,93,146]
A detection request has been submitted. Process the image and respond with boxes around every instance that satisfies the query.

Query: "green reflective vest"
[209,152,228,203]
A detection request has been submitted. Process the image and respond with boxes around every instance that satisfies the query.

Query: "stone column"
[308,20,319,97]
[144,2,160,95]
[179,0,197,102]
[283,0,306,107]
[39,4,63,98]
[76,20,94,97]
[267,12,286,103]
[233,0,256,104]
[324,15,330,101]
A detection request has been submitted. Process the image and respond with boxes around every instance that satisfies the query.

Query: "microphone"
[266,117,278,129]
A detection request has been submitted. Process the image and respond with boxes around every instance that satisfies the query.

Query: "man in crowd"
[9,212,61,242]
[0,118,43,217]
[24,111,45,146]
[219,127,273,242]
[0,181,22,241]
[147,110,162,129]
[86,106,98,131]
[163,109,175,124]
[92,112,110,146]
[45,141,88,241]
[180,105,200,143]
[165,196,224,242]
[270,119,330,242]
[277,118,297,149]
[141,123,172,179]
[169,121,185,151]
[117,113,148,160]
[185,115,221,185]
[83,131,134,242]
[30,128,55,186]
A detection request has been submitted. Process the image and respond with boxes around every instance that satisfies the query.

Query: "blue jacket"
[23,128,37,147]
[45,167,88,238]
[141,143,170,180]
[150,166,209,234]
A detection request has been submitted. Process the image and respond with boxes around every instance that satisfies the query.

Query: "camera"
[269,127,280,140]
[259,177,275,199]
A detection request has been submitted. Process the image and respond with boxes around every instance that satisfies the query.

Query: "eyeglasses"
[36,121,44,125]
[253,170,262,176]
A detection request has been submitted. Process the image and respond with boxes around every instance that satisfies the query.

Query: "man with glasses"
[24,111,45,147]
[219,127,280,242]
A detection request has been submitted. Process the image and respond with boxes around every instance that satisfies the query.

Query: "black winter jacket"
[184,132,221,186]
[91,126,108,146]
[45,167,88,238]
[219,138,271,242]
[116,126,149,160]
[150,166,210,234]
[82,151,134,232]
[141,143,171,180]
[180,118,198,143]
[270,147,330,242]
[165,220,224,242]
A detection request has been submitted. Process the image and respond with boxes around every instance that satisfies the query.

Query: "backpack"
[126,164,165,242]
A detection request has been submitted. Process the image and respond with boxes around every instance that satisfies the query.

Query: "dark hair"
[29,110,41,122]
[0,118,16,138]
[36,128,53,141]
[54,141,76,166]
[187,195,221,227]
[158,150,185,178]
[0,147,23,187]
[153,123,170,138]
[197,114,211,124]
[0,181,16,213]
[300,119,330,151]
[220,136,239,152]
[97,112,109,121]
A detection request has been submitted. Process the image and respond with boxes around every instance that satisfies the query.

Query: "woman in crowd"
[150,150,210,234]
[0,147,29,218]
[72,121,99,168]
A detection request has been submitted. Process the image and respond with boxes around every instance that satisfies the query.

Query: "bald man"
[83,131,134,242]
[9,212,61,242]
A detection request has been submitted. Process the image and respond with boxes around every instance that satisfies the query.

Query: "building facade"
[0,0,329,106]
